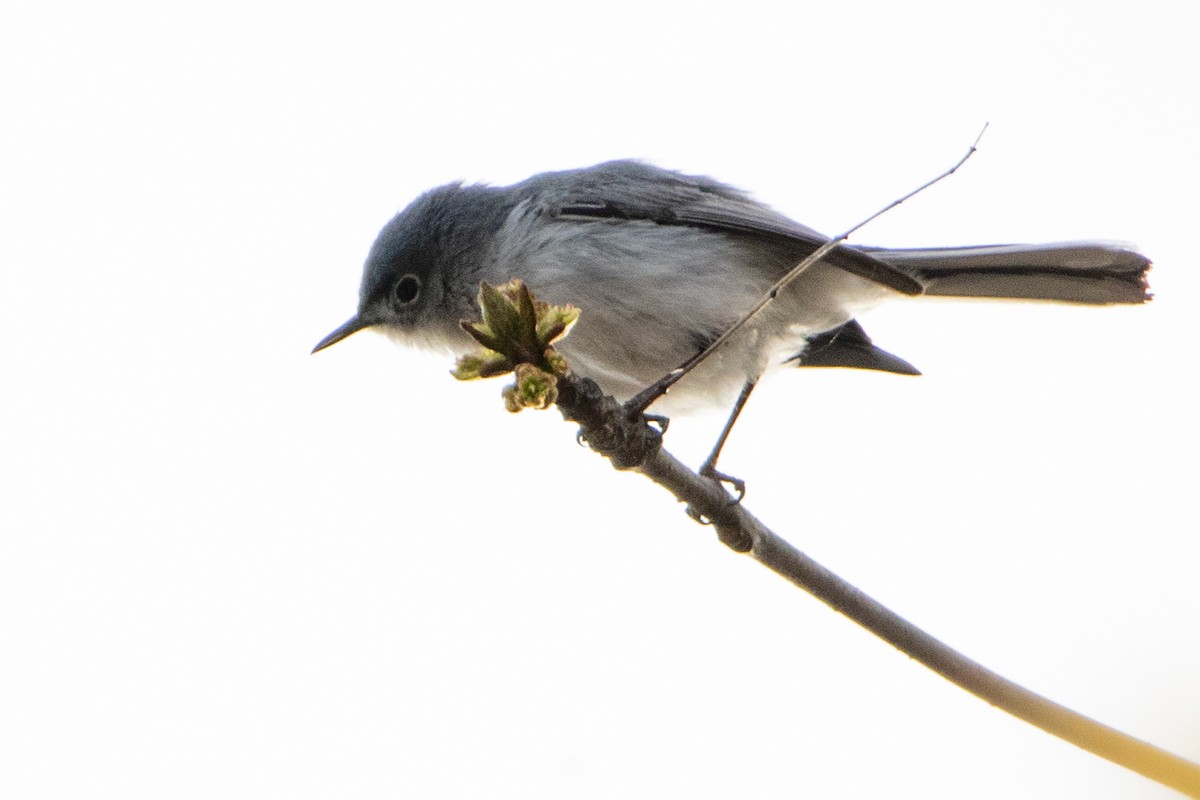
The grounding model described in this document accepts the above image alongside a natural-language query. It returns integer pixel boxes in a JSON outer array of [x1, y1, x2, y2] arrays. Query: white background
[[2, 1, 1197, 798]]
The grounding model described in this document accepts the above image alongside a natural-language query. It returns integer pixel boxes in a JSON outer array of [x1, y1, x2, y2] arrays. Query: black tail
[[866, 241, 1151, 305], [788, 319, 921, 376]]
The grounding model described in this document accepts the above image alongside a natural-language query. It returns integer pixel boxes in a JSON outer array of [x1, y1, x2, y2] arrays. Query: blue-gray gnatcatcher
[[313, 160, 1150, 416]]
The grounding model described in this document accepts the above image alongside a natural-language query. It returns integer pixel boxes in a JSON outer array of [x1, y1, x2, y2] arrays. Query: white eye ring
[[394, 274, 421, 305]]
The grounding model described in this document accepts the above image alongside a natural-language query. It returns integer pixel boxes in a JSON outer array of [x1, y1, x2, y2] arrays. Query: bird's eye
[[394, 274, 421, 305]]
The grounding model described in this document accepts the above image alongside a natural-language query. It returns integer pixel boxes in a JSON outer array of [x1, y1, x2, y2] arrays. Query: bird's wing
[[535, 160, 924, 296]]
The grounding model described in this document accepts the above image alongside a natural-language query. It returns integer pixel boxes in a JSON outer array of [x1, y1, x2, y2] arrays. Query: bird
[[314, 158, 1148, 391], [313, 160, 1150, 475]]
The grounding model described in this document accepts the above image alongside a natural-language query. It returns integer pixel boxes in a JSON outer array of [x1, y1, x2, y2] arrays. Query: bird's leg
[[698, 378, 757, 504]]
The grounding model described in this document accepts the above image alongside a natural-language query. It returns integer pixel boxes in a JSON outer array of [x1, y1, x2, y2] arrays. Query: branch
[[445, 131, 1197, 794], [555, 371, 1200, 798]]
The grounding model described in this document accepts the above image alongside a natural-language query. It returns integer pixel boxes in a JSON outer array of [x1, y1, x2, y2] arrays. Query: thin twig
[[624, 124, 989, 414], [555, 371, 1200, 798]]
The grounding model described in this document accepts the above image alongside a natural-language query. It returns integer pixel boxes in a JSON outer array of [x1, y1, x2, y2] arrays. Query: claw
[[642, 413, 670, 434], [699, 465, 746, 506]]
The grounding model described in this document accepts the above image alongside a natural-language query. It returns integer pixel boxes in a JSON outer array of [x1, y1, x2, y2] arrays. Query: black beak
[[312, 315, 371, 354]]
